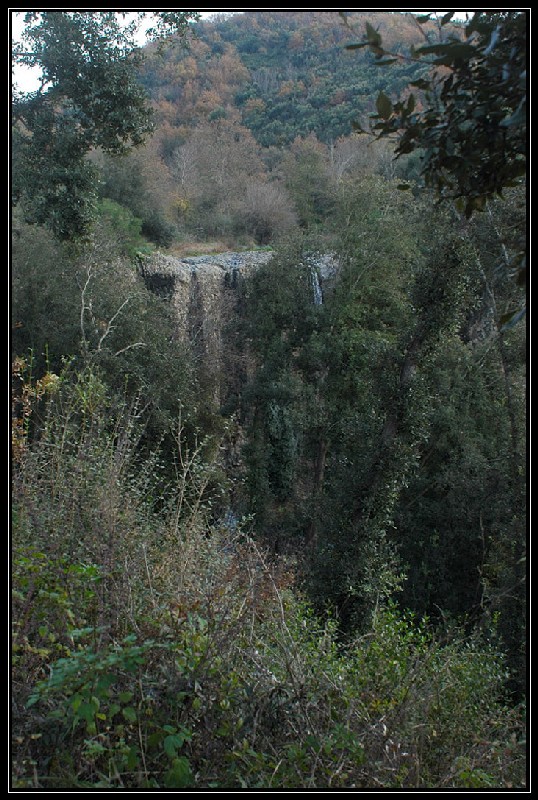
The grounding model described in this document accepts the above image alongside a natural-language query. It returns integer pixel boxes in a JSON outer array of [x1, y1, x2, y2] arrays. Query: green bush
[[97, 198, 154, 259], [140, 211, 176, 248]]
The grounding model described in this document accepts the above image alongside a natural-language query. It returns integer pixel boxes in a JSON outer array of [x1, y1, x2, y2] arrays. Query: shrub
[[97, 198, 154, 259]]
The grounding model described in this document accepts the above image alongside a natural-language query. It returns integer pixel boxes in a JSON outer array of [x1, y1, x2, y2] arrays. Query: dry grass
[[165, 239, 253, 258]]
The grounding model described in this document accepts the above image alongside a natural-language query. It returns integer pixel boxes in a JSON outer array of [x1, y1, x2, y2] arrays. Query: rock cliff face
[[140, 251, 274, 406], [140, 249, 339, 409]]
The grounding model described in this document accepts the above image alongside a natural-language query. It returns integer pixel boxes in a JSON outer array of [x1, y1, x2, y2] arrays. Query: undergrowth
[[11, 363, 526, 789]]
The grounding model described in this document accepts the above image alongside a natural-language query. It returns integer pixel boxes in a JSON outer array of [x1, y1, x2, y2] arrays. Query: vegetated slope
[[124, 10, 441, 246], [139, 11, 438, 149]]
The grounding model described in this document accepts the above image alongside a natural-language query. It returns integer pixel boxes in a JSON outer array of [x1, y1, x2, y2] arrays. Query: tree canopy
[[11, 11, 199, 240]]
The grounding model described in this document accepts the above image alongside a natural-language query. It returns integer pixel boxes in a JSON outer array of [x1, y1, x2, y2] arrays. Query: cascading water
[[308, 261, 323, 306]]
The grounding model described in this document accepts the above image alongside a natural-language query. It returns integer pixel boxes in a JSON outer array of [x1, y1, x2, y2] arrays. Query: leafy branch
[[340, 10, 526, 321]]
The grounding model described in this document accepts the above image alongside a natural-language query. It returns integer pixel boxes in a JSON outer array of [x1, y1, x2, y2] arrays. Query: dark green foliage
[[282, 137, 335, 228], [12, 117, 99, 241], [393, 334, 523, 622], [239, 180, 426, 618], [96, 199, 153, 258], [238, 236, 325, 540], [11, 219, 80, 376], [141, 212, 176, 248], [238, 174, 526, 690], [12, 378, 525, 789], [359, 13, 526, 211]]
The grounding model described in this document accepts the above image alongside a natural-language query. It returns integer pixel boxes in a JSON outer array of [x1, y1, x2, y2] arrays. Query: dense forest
[[11, 11, 527, 790]]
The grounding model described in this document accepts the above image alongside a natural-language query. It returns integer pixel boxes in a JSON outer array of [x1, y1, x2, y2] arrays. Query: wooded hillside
[[141, 11, 433, 147]]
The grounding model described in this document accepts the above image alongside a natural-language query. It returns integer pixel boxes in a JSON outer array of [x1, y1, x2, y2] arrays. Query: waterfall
[[309, 262, 323, 306]]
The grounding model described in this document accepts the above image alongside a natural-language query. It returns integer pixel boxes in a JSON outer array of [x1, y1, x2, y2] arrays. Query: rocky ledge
[[140, 249, 274, 279]]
